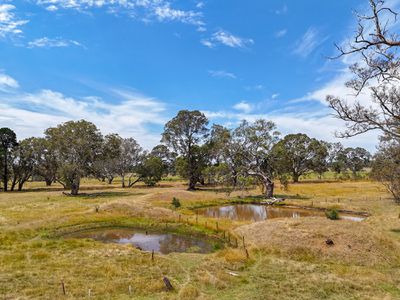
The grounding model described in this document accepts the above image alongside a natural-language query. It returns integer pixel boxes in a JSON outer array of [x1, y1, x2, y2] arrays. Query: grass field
[[0, 178, 399, 299]]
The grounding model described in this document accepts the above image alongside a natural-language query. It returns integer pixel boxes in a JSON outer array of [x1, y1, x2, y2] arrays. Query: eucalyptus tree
[[344, 147, 372, 178], [45, 120, 103, 195], [30, 137, 58, 186], [116, 137, 143, 188], [272, 133, 323, 183], [310, 140, 330, 179], [231, 119, 280, 198], [372, 137, 400, 203], [328, 0, 400, 139], [162, 110, 209, 190], [9, 138, 35, 191], [94, 133, 123, 184], [327, 142, 348, 175], [136, 155, 164, 186], [0, 128, 18, 191], [151, 144, 177, 176]]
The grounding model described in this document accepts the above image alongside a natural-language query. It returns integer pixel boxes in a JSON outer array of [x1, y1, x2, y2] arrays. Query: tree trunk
[[188, 176, 196, 190], [3, 153, 7, 192], [293, 173, 300, 183], [121, 175, 125, 188], [18, 181, 25, 191], [265, 181, 274, 198], [10, 177, 17, 191], [70, 179, 80, 195], [45, 177, 52, 186], [107, 177, 113, 185]]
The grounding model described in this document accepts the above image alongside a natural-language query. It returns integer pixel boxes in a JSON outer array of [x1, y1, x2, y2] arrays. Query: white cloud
[[201, 39, 214, 48], [202, 29, 254, 49], [271, 93, 279, 99], [208, 70, 236, 79], [27, 37, 83, 48], [153, 4, 204, 26], [0, 72, 19, 91], [0, 82, 167, 149], [293, 27, 326, 58], [36, 0, 205, 27], [0, 4, 28, 39], [275, 4, 288, 15], [203, 107, 378, 152], [233, 101, 253, 113], [275, 29, 287, 38], [196, 2, 205, 9]]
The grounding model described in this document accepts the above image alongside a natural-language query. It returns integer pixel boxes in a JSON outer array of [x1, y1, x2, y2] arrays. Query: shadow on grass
[[64, 191, 146, 199], [9, 183, 174, 193], [391, 229, 400, 234]]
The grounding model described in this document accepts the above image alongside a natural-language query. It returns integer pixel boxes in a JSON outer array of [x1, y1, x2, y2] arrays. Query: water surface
[[195, 204, 365, 222], [66, 228, 215, 254]]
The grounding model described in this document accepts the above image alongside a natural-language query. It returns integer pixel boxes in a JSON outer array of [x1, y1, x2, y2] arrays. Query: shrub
[[171, 197, 181, 209], [325, 209, 339, 220]]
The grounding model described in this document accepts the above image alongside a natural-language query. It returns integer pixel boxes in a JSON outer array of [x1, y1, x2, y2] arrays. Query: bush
[[325, 209, 339, 220], [171, 197, 181, 209]]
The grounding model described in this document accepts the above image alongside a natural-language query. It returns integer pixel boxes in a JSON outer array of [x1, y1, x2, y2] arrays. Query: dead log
[[260, 197, 286, 205]]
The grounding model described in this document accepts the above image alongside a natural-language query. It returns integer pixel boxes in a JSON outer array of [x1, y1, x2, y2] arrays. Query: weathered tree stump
[[163, 277, 173, 291]]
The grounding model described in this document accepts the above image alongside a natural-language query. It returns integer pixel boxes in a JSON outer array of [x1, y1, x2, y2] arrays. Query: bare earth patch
[[235, 217, 400, 266]]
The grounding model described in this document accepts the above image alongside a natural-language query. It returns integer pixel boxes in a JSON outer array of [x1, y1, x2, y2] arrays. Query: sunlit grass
[[0, 178, 399, 299]]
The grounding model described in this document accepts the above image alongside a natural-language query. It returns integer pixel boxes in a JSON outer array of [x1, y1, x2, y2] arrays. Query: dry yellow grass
[[0, 178, 399, 299]]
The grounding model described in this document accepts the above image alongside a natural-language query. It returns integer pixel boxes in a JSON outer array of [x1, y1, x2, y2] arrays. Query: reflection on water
[[196, 204, 365, 222], [66, 228, 214, 254]]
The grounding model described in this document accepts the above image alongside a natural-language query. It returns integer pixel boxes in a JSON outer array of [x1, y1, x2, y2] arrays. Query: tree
[[151, 144, 176, 176], [372, 137, 400, 203], [45, 120, 103, 195], [0, 128, 18, 192], [136, 155, 164, 186], [94, 134, 123, 184], [30, 137, 58, 186], [162, 110, 209, 190], [115, 138, 143, 188], [310, 140, 330, 179], [344, 147, 371, 178], [231, 120, 280, 198], [327, 142, 348, 175], [272, 133, 322, 183], [175, 144, 208, 187], [9, 138, 36, 191], [328, 0, 400, 139]]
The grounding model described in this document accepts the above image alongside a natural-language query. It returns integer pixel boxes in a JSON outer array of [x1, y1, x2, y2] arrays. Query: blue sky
[[1, 0, 396, 151]]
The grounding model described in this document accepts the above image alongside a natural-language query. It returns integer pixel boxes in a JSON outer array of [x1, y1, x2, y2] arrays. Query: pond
[[65, 228, 216, 254], [195, 204, 366, 222]]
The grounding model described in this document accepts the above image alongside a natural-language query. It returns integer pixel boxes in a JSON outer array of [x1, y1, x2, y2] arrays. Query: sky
[[1, 0, 398, 151]]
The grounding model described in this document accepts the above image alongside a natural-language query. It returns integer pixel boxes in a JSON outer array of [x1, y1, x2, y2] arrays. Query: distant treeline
[[0, 110, 372, 196]]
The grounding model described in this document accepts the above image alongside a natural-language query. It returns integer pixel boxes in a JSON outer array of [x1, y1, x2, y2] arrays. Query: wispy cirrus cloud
[[0, 71, 19, 91], [208, 70, 236, 79], [202, 29, 254, 49], [293, 27, 327, 58], [275, 29, 287, 38], [36, 0, 205, 27], [0, 4, 28, 39], [27, 37, 83, 48]]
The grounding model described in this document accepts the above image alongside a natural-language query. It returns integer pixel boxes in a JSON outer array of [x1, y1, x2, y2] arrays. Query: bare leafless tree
[[328, 0, 400, 139]]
